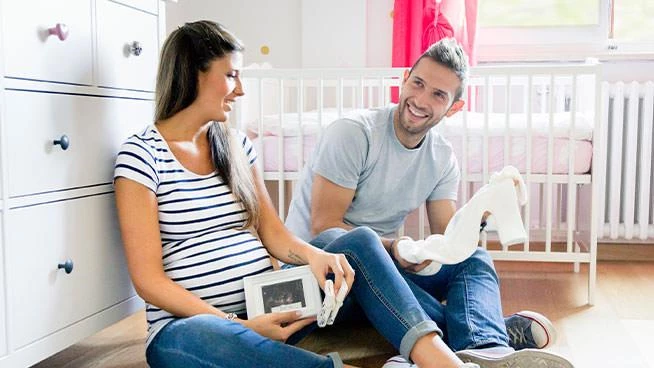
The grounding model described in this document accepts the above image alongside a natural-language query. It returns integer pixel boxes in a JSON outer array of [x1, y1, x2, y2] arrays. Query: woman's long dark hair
[[155, 21, 258, 229]]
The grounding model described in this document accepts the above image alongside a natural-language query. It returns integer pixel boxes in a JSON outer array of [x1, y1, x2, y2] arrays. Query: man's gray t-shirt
[[285, 104, 460, 241]]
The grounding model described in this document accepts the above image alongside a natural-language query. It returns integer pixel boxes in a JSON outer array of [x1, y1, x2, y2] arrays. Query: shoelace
[[507, 324, 529, 346]]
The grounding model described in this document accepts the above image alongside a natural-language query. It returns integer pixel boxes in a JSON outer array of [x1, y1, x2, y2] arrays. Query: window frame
[[476, 0, 654, 62]]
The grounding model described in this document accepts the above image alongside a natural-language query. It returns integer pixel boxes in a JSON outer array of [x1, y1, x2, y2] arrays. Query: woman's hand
[[306, 250, 355, 297], [240, 311, 315, 341]]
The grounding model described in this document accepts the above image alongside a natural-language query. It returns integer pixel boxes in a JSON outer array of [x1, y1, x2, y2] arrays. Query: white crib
[[235, 63, 603, 305]]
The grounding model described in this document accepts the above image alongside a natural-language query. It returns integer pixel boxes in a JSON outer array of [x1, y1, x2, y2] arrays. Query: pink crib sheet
[[446, 135, 592, 174], [255, 133, 318, 173], [251, 132, 591, 174], [247, 110, 594, 174]]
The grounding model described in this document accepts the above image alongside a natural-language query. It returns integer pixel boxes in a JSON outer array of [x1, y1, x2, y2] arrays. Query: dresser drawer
[[96, 0, 159, 91], [4, 91, 153, 197], [1, 0, 93, 85], [4, 194, 135, 349]]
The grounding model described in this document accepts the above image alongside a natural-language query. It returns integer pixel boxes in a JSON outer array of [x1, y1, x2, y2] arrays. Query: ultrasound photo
[[262, 278, 306, 313]]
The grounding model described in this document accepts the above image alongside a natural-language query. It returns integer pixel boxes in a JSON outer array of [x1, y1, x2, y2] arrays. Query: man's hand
[[390, 237, 432, 273]]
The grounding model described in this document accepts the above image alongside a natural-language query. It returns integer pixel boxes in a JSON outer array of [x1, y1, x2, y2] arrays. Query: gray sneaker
[[383, 355, 480, 368], [456, 347, 574, 368], [505, 310, 557, 350], [382, 355, 414, 368]]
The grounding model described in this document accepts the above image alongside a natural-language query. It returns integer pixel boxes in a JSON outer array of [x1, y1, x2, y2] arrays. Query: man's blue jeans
[[310, 227, 510, 352], [145, 227, 441, 367]]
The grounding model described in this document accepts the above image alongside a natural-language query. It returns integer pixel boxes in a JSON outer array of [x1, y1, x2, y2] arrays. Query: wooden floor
[[32, 260, 654, 368]]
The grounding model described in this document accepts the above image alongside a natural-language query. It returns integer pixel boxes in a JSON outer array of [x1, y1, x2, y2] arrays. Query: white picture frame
[[243, 265, 322, 319]]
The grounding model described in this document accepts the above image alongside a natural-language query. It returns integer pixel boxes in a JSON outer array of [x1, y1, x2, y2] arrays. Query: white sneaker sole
[[515, 310, 557, 349], [456, 349, 574, 368]]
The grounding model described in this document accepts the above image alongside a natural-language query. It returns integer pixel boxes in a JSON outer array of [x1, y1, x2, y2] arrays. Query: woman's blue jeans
[[146, 314, 343, 368], [310, 227, 510, 352], [146, 227, 441, 367]]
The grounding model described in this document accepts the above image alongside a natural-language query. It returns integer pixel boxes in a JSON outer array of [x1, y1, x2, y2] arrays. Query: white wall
[[165, 0, 395, 68], [166, 0, 302, 67], [300, 0, 366, 68], [365, 0, 394, 67]]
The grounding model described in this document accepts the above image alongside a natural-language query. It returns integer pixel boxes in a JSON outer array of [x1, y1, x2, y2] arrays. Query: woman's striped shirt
[[114, 125, 273, 346]]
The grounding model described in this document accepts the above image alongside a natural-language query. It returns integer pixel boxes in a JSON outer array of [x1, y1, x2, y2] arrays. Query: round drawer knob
[[53, 135, 70, 150], [57, 259, 74, 274], [48, 23, 70, 41], [129, 41, 142, 56]]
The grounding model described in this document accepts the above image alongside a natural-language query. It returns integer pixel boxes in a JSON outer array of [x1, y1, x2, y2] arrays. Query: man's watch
[[225, 312, 238, 321]]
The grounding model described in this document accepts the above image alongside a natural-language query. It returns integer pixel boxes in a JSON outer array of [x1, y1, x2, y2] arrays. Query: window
[[476, 0, 654, 61], [611, 0, 654, 42], [479, 0, 599, 28]]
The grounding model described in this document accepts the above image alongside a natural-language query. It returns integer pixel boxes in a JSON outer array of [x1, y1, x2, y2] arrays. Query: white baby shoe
[[317, 280, 348, 327], [397, 166, 528, 276]]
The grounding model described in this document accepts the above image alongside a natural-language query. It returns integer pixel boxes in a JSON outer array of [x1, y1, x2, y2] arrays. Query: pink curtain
[[392, 0, 478, 68]]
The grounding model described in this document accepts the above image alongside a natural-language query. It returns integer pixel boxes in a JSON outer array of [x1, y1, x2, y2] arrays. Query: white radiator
[[599, 81, 654, 241]]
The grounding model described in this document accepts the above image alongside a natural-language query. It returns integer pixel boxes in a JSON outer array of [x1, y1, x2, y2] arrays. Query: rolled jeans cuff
[[399, 320, 443, 360], [327, 352, 344, 368]]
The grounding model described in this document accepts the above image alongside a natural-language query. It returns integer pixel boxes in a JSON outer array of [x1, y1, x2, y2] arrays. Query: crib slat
[[555, 185, 562, 232], [483, 76, 490, 184], [277, 78, 286, 219], [524, 75, 533, 252], [639, 82, 654, 240], [358, 77, 364, 109], [377, 77, 385, 106], [367, 78, 373, 107], [609, 82, 625, 239], [504, 76, 511, 169], [622, 82, 640, 239], [567, 75, 578, 253], [297, 79, 305, 178], [503, 76, 514, 251], [545, 74, 555, 252], [318, 78, 325, 135], [337, 78, 344, 118], [257, 78, 266, 177], [569, 185, 578, 253]]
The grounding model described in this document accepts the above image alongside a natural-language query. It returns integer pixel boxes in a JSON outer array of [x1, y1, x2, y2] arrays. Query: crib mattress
[[246, 109, 593, 174]]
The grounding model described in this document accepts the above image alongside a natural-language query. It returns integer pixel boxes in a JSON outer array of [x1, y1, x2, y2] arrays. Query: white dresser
[[0, 1, 166, 366]]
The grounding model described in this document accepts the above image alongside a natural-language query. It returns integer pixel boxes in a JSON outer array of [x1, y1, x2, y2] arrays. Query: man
[[285, 38, 573, 367]]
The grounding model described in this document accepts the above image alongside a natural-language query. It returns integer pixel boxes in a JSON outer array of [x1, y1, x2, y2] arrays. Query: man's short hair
[[409, 38, 469, 101]]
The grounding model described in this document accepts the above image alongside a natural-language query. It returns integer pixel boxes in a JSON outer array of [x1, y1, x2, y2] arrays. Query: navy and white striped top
[[114, 125, 274, 346]]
